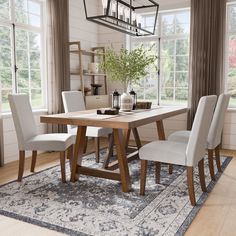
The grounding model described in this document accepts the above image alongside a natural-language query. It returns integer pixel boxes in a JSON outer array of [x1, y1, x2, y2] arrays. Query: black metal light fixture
[[83, 0, 159, 36]]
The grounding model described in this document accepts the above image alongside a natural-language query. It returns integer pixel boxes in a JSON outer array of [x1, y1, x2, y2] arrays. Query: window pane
[[17, 69, 29, 89], [15, 0, 28, 11], [161, 88, 174, 104], [16, 49, 28, 68], [28, 1, 40, 15], [0, 68, 12, 88], [176, 39, 189, 55], [31, 70, 41, 88], [30, 51, 40, 68], [0, 2, 10, 20], [175, 12, 190, 24], [0, 47, 11, 67], [229, 6, 236, 33], [162, 40, 175, 56], [175, 88, 188, 102], [176, 72, 188, 87], [29, 14, 40, 27], [29, 32, 40, 50], [15, 10, 28, 24], [0, 25, 13, 112], [176, 23, 190, 34], [31, 89, 43, 107], [0, 26, 11, 47], [176, 56, 189, 71], [16, 29, 28, 49]]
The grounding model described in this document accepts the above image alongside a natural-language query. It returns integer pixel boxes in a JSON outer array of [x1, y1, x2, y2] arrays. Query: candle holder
[[129, 89, 137, 110], [112, 89, 121, 110]]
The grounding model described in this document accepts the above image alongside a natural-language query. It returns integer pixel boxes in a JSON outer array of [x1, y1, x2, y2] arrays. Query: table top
[[40, 107, 187, 129]]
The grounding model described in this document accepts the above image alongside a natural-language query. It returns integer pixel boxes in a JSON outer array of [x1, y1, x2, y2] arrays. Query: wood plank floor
[[0, 140, 235, 236]]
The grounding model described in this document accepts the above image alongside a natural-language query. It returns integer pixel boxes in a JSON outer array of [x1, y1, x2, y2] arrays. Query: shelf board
[[69, 49, 104, 56], [84, 73, 106, 76], [70, 72, 106, 76], [70, 72, 80, 75]]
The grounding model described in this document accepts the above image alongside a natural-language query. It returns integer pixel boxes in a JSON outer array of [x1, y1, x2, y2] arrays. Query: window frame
[[225, 1, 236, 108], [0, 0, 46, 112], [129, 8, 190, 106]]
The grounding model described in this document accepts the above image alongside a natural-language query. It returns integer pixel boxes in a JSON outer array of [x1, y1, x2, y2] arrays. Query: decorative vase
[[120, 92, 133, 111], [88, 63, 99, 73]]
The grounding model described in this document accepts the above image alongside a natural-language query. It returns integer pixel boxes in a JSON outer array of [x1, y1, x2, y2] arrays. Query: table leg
[[132, 128, 142, 149], [113, 128, 131, 192], [124, 129, 131, 151], [156, 120, 173, 174], [70, 126, 87, 182]]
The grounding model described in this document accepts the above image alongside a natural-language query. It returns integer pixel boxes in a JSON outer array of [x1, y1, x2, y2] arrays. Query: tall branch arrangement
[[100, 46, 157, 91]]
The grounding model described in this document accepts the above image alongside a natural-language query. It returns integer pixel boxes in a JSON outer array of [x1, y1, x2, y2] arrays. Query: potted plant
[[100, 46, 157, 111]]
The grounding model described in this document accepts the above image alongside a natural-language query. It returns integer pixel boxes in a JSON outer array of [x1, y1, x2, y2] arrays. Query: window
[[226, 3, 236, 107], [0, 0, 45, 112], [130, 9, 190, 106]]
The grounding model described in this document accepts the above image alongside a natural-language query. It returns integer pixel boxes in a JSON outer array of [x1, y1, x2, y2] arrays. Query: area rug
[[0, 154, 232, 236]]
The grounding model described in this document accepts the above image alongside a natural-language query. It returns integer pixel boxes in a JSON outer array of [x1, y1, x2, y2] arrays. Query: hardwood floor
[[0, 141, 235, 236]]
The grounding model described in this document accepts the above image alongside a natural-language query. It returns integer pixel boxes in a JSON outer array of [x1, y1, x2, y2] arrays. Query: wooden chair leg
[[18, 151, 25, 182], [83, 136, 88, 154], [67, 145, 73, 160], [140, 160, 148, 195], [198, 159, 207, 192], [60, 151, 66, 183], [155, 162, 161, 184], [187, 167, 196, 206], [103, 133, 114, 169], [30, 150, 37, 172], [94, 137, 100, 163], [208, 149, 215, 181], [215, 145, 222, 172]]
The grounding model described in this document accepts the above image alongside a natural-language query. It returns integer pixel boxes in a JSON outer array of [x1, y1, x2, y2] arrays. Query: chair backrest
[[8, 94, 37, 150], [62, 91, 86, 132], [207, 94, 230, 149], [186, 95, 217, 167]]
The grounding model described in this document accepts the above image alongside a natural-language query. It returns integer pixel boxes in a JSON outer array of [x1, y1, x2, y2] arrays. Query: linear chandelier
[[83, 0, 159, 36]]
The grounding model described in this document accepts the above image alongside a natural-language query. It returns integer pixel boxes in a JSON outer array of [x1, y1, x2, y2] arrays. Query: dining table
[[40, 106, 187, 193]]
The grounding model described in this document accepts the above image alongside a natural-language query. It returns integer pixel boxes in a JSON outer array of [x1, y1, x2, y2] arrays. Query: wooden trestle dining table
[[40, 106, 187, 193]]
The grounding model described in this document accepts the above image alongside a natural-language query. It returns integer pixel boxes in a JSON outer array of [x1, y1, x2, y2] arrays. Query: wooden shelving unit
[[69, 41, 109, 109]]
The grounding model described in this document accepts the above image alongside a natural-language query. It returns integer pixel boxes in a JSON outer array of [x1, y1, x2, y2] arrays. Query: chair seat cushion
[[70, 126, 112, 137], [25, 133, 75, 151], [139, 140, 188, 166], [168, 130, 190, 143]]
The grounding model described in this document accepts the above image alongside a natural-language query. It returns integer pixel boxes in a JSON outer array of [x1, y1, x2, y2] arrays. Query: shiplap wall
[[69, 0, 100, 91]]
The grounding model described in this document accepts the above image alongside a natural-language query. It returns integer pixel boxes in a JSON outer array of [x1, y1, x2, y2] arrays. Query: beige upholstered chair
[[139, 95, 217, 206], [9, 94, 75, 182], [62, 91, 112, 163], [168, 94, 230, 180]]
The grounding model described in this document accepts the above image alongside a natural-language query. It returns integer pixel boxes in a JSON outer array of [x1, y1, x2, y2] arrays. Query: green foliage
[[101, 46, 157, 89]]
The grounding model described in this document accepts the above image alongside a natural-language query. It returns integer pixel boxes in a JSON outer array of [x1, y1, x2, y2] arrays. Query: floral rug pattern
[[0, 154, 232, 236]]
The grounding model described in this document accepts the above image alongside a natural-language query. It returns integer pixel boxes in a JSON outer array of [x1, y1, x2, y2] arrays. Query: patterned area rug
[[0, 154, 232, 236]]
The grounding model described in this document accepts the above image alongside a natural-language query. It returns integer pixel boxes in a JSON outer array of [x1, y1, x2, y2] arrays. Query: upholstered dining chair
[[139, 95, 217, 206], [9, 94, 75, 183], [168, 93, 230, 180], [62, 91, 113, 163]]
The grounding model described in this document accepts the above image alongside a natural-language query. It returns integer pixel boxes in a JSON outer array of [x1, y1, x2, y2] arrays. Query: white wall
[[69, 0, 100, 91]]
